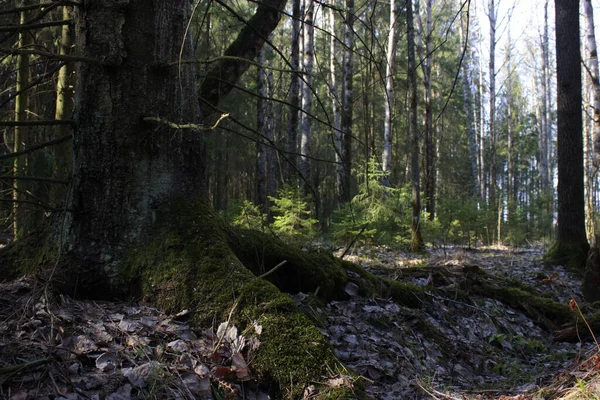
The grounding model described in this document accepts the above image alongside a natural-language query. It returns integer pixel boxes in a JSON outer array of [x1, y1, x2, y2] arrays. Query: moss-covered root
[[544, 240, 590, 272], [227, 227, 425, 308], [464, 268, 574, 331], [124, 199, 359, 399]]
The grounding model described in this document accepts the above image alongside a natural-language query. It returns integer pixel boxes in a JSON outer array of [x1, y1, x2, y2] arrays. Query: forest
[[1, 0, 600, 398]]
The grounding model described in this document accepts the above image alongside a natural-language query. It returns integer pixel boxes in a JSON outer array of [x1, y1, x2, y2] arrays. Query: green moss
[[227, 228, 349, 301], [472, 284, 573, 326], [544, 241, 589, 272], [122, 198, 361, 398], [341, 260, 424, 308]]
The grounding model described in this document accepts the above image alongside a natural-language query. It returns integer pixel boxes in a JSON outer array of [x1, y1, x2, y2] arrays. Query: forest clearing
[[2, 0, 600, 398]]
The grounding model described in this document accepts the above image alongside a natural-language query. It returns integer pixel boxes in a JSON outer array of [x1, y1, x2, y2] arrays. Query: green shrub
[[331, 158, 412, 247], [228, 200, 267, 231], [269, 185, 318, 242]]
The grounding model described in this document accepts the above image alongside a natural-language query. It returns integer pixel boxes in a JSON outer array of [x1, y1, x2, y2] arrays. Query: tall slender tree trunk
[[539, 0, 551, 192], [488, 0, 497, 227], [299, 0, 314, 196], [546, 0, 589, 270], [13, 2, 32, 240], [416, 0, 435, 219], [407, 0, 423, 252], [382, 0, 399, 184], [266, 41, 277, 203], [286, 0, 301, 184], [256, 45, 268, 212], [330, 5, 344, 200], [584, 0, 600, 167], [460, 15, 481, 201], [340, 0, 354, 203]]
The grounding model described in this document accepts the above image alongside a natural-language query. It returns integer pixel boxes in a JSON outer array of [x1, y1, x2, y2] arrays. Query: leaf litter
[[0, 246, 599, 399]]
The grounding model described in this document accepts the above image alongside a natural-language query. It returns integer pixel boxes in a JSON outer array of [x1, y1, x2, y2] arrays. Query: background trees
[[2, 0, 600, 253]]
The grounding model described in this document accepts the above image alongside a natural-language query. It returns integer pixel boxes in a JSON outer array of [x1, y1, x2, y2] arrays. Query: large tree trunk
[[69, 1, 205, 284], [24, 1, 369, 397], [546, 0, 589, 270]]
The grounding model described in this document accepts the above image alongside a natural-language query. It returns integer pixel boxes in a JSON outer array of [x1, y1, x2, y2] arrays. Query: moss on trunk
[[544, 241, 589, 272]]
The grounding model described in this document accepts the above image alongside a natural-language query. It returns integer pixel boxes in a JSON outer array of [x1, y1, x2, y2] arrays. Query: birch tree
[[382, 0, 399, 184], [299, 0, 315, 195], [287, 0, 301, 183], [583, 0, 600, 167]]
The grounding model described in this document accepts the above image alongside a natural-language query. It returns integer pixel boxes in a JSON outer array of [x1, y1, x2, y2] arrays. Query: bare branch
[[0, 135, 72, 161], [0, 20, 71, 33], [142, 114, 229, 131], [0, 47, 102, 64], [0, 176, 69, 185], [0, 1, 80, 16], [0, 119, 72, 127]]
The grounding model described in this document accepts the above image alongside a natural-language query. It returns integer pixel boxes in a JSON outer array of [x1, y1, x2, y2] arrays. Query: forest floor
[[0, 245, 599, 399]]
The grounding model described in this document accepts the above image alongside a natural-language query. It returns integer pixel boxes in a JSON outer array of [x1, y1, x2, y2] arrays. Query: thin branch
[[0, 47, 103, 64], [0, 20, 71, 33], [0, 135, 72, 161], [0, 198, 70, 212], [142, 114, 229, 131], [0, 176, 69, 185], [0, 62, 65, 110], [0, 1, 80, 16], [258, 260, 288, 279], [0, 119, 72, 127], [172, 56, 306, 74]]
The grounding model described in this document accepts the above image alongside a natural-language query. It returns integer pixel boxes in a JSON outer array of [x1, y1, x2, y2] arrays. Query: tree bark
[[546, 0, 589, 270], [407, 0, 423, 252], [382, 0, 399, 185], [583, 0, 600, 167], [13, 2, 32, 240], [460, 14, 480, 201], [340, 0, 354, 203], [488, 0, 497, 227], [256, 45, 268, 212], [329, 4, 344, 200], [286, 0, 301, 184], [299, 0, 314, 196], [539, 0, 551, 192]]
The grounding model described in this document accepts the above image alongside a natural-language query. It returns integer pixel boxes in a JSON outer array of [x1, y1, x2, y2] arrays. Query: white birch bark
[[382, 0, 399, 184], [299, 0, 314, 194], [584, 0, 600, 167]]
